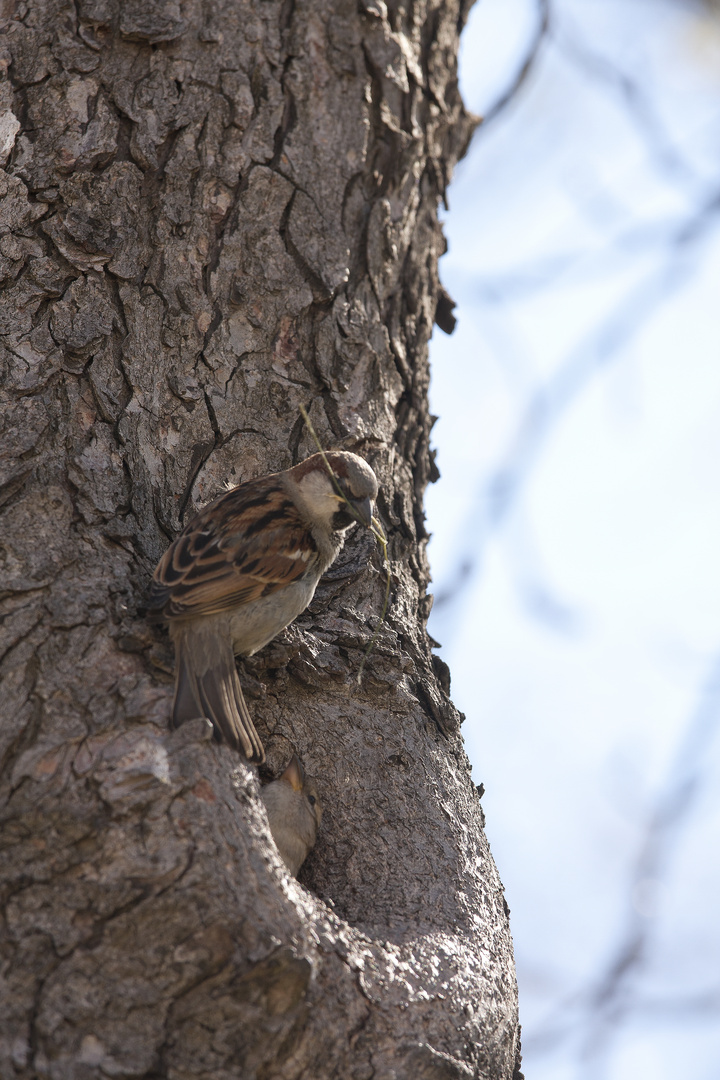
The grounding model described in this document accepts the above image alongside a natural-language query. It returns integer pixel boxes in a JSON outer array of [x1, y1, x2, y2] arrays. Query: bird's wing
[[148, 479, 318, 620]]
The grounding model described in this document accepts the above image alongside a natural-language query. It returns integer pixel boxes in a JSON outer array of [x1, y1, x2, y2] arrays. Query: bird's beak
[[280, 753, 305, 792], [353, 496, 373, 528]]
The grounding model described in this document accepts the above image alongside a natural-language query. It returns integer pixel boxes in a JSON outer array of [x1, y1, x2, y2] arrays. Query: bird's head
[[290, 451, 378, 533], [279, 753, 323, 831]]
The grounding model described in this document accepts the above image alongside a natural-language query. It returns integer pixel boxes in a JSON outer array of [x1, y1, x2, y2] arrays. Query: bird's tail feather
[[172, 627, 265, 763]]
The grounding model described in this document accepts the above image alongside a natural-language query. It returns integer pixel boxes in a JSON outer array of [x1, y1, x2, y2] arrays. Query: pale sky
[[427, 2, 720, 1077]]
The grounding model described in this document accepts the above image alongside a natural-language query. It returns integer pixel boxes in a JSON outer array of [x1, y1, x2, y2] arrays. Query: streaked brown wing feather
[[149, 478, 317, 620]]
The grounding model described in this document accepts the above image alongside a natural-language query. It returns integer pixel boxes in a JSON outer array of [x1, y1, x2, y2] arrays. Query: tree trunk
[[0, 1, 521, 1077]]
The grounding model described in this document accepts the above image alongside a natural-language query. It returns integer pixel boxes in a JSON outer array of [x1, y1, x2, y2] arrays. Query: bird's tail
[[171, 623, 265, 763]]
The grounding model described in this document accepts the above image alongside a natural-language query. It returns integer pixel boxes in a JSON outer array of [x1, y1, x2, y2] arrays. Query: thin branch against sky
[[520, 649, 720, 1071], [434, 5, 720, 618], [432, 221, 710, 616], [479, 0, 551, 129]]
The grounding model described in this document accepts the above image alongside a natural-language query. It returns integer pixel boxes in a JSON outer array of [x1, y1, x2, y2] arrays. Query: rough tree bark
[[0, 1, 521, 1077]]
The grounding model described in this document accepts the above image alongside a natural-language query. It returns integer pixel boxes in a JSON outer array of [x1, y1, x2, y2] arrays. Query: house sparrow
[[147, 451, 378, 762], [260, 754, 322, 875]]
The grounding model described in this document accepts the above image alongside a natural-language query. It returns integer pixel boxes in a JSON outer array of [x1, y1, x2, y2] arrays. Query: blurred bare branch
[[433, 232, 701, 612], [435, 171, 720, 617], [521, 650, 720, 1071], [578, 651, 720, 1075], [480, 0, 550, 128], [555, 20, 704, 189]]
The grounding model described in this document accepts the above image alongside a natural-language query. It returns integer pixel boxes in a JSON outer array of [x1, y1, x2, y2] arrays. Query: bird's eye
[[308, 795, 316, 806]]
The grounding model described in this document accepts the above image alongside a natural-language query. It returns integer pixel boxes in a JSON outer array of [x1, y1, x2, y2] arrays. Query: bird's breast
[[229, 576, 319, 656]]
